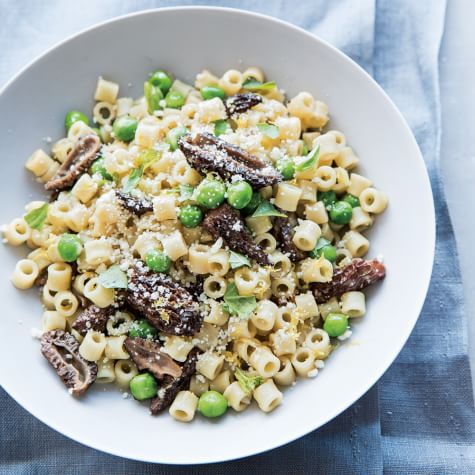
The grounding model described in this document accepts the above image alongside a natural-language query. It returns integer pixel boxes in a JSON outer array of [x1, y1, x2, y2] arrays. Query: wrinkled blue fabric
[[1, 1, 474, 473]]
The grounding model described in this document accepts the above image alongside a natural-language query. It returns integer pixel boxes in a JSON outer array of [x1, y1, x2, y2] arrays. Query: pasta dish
[[2, 66, 387, 421]]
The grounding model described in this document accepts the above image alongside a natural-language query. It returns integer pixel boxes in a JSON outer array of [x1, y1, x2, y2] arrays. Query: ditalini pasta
[[3, 66, 387, 420]]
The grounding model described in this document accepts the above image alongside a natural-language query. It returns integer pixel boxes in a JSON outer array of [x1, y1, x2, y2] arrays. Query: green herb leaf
[[257, 123, 280, 139], [138, 149, 162, 169], [123, 149, 162, 193], [229, 251, 251, 269], [213, 119, 228, 137], [295, 145, 320, 172], [315, 237, 331, 251], [123, 164, 145, 193], [243, 78, 276, 92], [235, 368, 263, 394], [223, 282, 257, 319], [24, 203, 48, 230], [98, 265, 128, 289], [251, 200, 287, 218], [144, 81, 163, 114], [179, 184, 194, 202]]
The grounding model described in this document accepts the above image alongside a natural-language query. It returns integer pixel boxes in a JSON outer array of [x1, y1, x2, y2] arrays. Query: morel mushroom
[[150, 349, 199, 414], [273, 214, 305, 262], [116, 191, 153, 216], [40, 330, 97, 396], [311, 258, 386, 304], [225, 92, 263, 117], [34, 270, 48, 287], [45, 134, 101, 192], [72, 305, 113, 336], [178, 132, 283, 188], [183, 275, 205, 300], [124, 337, 182, 380], [126, 262, 203, 336], [203, 204, 270, 265]]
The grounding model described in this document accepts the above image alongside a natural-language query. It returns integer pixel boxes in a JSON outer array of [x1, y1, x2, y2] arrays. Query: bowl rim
[[0, 5, 436, 464]]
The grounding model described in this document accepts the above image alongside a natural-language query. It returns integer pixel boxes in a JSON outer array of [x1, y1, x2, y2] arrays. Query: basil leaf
[[229, 251, 251, 269], [139, 149, 161, 169], [234, 368, 263, 394], [223, 282, 257, 319], [24, 203, 48, 230], [123, 164, 145, 193], [315, 237, 331, 251], [214, 119, 228, 137], [251, 200, 287, 218], [144, 81, 163, 114], [295, 145, 320, 172], [179, 184, 194, 202], [243, 78, 276, 91], [257, 123, 280, 139], [123, 149, 162, 192], [98, 265, 128, 289]]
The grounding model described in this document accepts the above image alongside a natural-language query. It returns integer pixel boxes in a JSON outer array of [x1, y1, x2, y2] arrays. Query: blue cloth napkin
[[1, 1, 474, 473]]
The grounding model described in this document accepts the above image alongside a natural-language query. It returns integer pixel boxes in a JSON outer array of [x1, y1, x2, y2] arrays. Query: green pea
[[57, 234, 82, 262], [321, 244, 337, 262], [318, 190, 337, 208], [196, 179, 226, 209], [201, 85, 226, 100], [329, 201, 353, 225], [145, 249, 171, 273], [276, 157, 295, 180], [129, 373, 158, 400], [213, 120, 228, 137], [198, 390, 228, 418], [144, 81, 163, 114], [323, 313, 349, 337], [179, 204, 203, 228], [64, 110, 89, 132], [342, 193, 360, 208], [128, 319, 157, 339], [309, 237, 337, 262], [90, 157, 113, 180], [113, 115, 138, 142], [166, 125, 187, 151], [149, 70, 173, 95], [226, 181, 253, 209], [165, 90, 185, 109], [241, 191, 262, 215]]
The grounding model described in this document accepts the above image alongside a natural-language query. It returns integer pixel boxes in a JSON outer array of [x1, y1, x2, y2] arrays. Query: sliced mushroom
[[150, 349, 199, 414], [225, 92, 262, 117], [126, 262, 203, 336], [183, 275, 205, 300], [178, 132, 282, 188], [124, 337, 182, 380], [203, 204, 270, 265], [72, 305, 113, 336], [311, 258, 386, 303], [116, 191, 153, 216], [40, 330, 97, 396], [272, 213, 305, 262], [34, 270, 48, 287], [45, 134, 101, 192]]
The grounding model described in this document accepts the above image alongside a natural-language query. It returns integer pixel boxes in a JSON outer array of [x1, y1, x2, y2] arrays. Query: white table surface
[[440, 0, 475, 394], [0, 0, 473, 392]]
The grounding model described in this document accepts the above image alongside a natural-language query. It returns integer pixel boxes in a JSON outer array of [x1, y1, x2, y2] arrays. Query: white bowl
[[0, 7, 435, 464]]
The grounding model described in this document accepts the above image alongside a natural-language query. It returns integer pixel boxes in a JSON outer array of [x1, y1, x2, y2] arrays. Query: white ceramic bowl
[[0, 7, 435, 464]]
